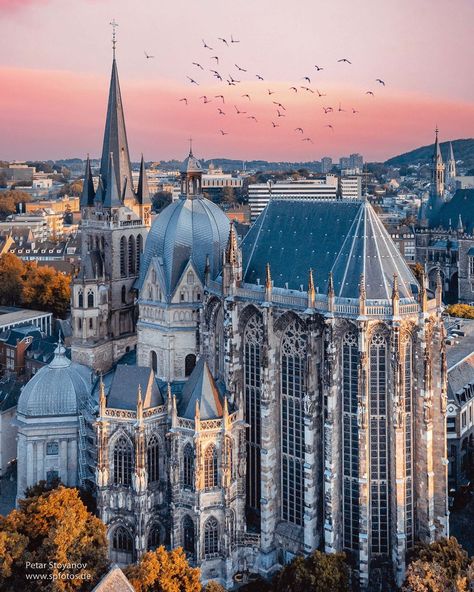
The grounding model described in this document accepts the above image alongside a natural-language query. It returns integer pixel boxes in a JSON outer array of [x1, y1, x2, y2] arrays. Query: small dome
[[181, 150, 203, 174], [17, 343, 91, 417], [138, 195, 230, 296]]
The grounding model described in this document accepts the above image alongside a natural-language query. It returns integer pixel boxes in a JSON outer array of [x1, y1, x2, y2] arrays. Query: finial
[[359, 273, 366, 299], [392, 273, 399, 300], [99, 374, 106, 415], [137, 384, 143, 421], [307, 268, 315, 309], [265, 262, 272, 290], [195, 399, 200, 420], [188, 137, 193, 156], [435, 124, 439, 139], [327, 271, 334, 296], [110, 19, 119, 59]]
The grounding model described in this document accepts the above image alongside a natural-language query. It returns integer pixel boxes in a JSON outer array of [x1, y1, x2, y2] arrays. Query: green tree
[[125, 546, 201, 592], [221, 186, 236, 204], [273, 550, 350, 592], [59, 180, 83, 197], [0, 486, 109, 591]]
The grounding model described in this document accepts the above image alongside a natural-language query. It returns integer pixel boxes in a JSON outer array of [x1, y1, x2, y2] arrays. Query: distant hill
[[385, 138, 474, 170]]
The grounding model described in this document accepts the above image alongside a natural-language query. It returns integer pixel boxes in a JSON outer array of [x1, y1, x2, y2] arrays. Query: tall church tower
[[421, 127, 445, 225], [71, 36, 150, 373], [445, 141, 457, 187]]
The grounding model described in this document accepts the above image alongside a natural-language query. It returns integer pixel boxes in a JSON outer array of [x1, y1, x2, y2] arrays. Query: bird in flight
[[366, 91, 375, 96], [301, 86, 314, 93], [271, 121, 279, 128], [144, 51, 154, 59], [211, 70, 222, 81], [314, 65, 324, 71], [256, 74, 264, 81], [228, 74, 240, 84], [218, 37, 229, 46], [316, 89, 326, 97], [303, 76, 311, 83], [178, 98, 188, 105], [211, 56, 219, 64], [187, 77, 199, 85], [247, 116, 258, 122], [219, 129, 229, 135], [338, 103, 345, 112], [302, 137, 313, 143], [242, 93, 251, 101], [202, 39, 213, 50], [192, 62, 204, 70], [289, 86, 298, 92], [267, 89, 275, 95], [235, 64, 247, 72], [200, 95, 212, 103], [376, 78, 385, 86], [338, 58, 352, 64], [273, 101, 286, 110], [323, 107, 333, 113], [218, 108, 226, 115], [352, 108, 359, 114], [325, 124, 334, 131], [295, 127, 304, 134], [231, 34, 240, 43], [227, 80, 236, 86], [277, 110, 285, 118], [234, 105, 247, 114], [215, 95, 225, 103]]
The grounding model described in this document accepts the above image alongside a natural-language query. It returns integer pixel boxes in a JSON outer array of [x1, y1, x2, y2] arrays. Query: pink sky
[[1, 0, 473, 162]]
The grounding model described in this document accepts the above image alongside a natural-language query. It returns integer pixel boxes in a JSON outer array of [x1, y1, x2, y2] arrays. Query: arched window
[[243, 313, 263, 519], [87, 290, 94, 308], [147, 524, 162, 551], [342, 331, 359, 551], [137, 234, 143, 272], [121, 285, 127, 304], [183, 516, 195, 556], [369, 330, 389, 555], [185, 354, 196, 377], [183, 443, 194, 489], [78, 290, 83, 308], [204, 444, 218, 489], [120, 236, 127, 278], [280, 318, 306, 526], [147, 436, 160, 484], [151, 351, 157, 374], [112, 526, 133, 553], [204, 517, 219, 556], [113, 435, 133, 486], [404, 337, 414, 549], [128, 236, 136, 275]]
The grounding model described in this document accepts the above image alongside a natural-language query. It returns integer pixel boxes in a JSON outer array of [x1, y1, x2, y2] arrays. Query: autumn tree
[[273, 550, 351, 592], [0, 189, 31, 218], [125, 546, 201, 592], [22, 264, 71, 318], [0, 485, 109, 591], [445, 304, 474, 320], [0, 253, 25, 305], [204, 582, 226, 592]]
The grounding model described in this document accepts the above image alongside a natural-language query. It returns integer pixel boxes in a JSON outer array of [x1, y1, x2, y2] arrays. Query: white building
[[340, 175, 362, 200]]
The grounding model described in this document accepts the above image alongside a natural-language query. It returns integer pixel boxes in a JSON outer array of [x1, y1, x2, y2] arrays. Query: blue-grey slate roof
[[430, 189, 474, 232], [178, 357, 225, 420]]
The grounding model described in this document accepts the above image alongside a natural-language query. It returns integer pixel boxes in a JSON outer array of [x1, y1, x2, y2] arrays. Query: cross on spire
[[110, 19, 119, 58], [188, 137, 193, 156]]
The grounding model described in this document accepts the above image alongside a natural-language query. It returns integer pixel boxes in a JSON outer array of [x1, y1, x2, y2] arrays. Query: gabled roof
[[92, 566, 134, 592], [430, 189, 474, 232], [106, 365, 163, 410], [80, 155, 95, 208], [178, 357, 224, 419], [242, 198, 417, 300], [136, 155, 151, 205], [99, 58, 135, 202]]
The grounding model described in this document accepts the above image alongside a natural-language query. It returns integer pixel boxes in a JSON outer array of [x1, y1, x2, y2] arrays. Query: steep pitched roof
[[178, 357, 224, 419], [106, 365, 163, 410], [80, 155, 95, 208], [99, 58, 135, 202], [91, 566, 135, 592], [102, 152, 122, 208], [430, 189, 474, 232], [136, 155, 151, 205], [242, 198, 416, 300]]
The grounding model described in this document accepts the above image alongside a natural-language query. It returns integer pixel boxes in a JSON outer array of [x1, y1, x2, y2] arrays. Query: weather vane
[[188, 137, 193, 155], [110, 19, 119, 58]]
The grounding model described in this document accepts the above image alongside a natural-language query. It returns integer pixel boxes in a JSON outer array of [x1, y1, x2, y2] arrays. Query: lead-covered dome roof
[[138, 195, 230, 297], [17, 343, 91, 417]]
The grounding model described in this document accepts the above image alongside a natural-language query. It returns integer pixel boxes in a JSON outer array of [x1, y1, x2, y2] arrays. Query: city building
[[201, 163, 243, 201], [340, 175, 362, 199], [321, 157, 332, 173], [386, 223, 416, 262], [25, 195, 80, 215], [0, 307, 52, 335], [0, 325, 43, 378]]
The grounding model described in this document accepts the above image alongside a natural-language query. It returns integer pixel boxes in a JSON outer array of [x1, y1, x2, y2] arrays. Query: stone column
[[26, 441, 34, 488], [68, 439, 78, 486], [36, 440, 44, 484], [60, 439, 68, 485]]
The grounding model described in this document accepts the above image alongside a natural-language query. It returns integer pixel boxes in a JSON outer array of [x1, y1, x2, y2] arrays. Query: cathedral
[[16, 48, 448, 590]]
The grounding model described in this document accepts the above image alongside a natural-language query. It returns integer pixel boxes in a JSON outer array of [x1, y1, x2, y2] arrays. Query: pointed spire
[[195, 399, 200, 422], [419, 268, 428, 313], [434, 126, 443, 162], [359, 273, 367, 315], [80, 155, 95, 208], [436, 266, 443, 308], [448, 141, 455, 162], [103, 152, 121, 208], [264, 262, 272, 302], [136, 154, 151, 205], [458, 214, 464, 233], [136, 384, 143, 423], [225, 222, 239, 265], [307, 268, 315, 309], [99, 375, 106, 416], [392, 273, 399, 316], [327, 271, 335, 313], [204, 254, 211, 284], [100, 52, 134, 201]]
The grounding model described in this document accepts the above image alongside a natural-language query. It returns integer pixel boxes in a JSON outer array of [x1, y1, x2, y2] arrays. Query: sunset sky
[[1, 0, 473, 162]]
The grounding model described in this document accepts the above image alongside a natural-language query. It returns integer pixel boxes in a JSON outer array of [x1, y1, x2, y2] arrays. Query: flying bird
[[273, 101, 285, 110], [227, 80, 236, 86], [231, 35, 240, 43], [228, 74, 240, 83], [178, 98, 188, 105], [366, 91, 375, 96], [210, 69, 222, 80], [376, 78, 386, 86], [215, 95, 225, 103], [295, 127, 304, 134], [144, 51, 154, 59], [218, 37, 229, 46], [301, 86, 314, 93], [271, 121, 279, 127], [256, 74, 264, 80], [211, 56, 219, 64], [325, 124, 334, 130], [277, 110, 285, 117], [338, 58, 352, 64], [289, 86, 298, 92], [247, 116, 258, 122], [218, 108, 226, 115], [234, 105, 247, 114], [192, 62, 204, 70], [323, 107, 333, 113], [242, 93, 251, 101], [338, 103, 345, 112], [202, 39, 213, 50], [314, 65, 324, 71], [302, 137, 313, 143], [200, 95, 212, 103], [219, 129, 229, 135], [235, 64, 247, 72], [187, 76, 199, 85], [267, 89, 275, 95], [352, 108, 359, 114], [316, 89, 326, 97], [303, 76, 311, 83]]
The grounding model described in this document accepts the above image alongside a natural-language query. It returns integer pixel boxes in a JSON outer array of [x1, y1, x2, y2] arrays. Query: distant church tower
[[445, 141, 457, 187], [71, 35, 151, 373], [420, 127, 446, 226]]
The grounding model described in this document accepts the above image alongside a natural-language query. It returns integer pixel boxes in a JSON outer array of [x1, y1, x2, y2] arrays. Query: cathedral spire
[[100, 39, 135, 202], [307, 268, 316, 309], [136, 155, 151, 205], [103, 152, 122, 208], [80, 155, 95, 208], [99, 375, 106, 417], [225, 222, 239, 265], [136, 384, 143, 424]]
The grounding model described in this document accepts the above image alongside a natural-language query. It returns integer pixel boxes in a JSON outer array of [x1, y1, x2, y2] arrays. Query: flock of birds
[[146, 35, 387, 145]]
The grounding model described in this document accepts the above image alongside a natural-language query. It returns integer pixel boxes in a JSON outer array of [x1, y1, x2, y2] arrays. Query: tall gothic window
[[342, 331, 359, 551], [147, 435, 160, 484], [183, 516, 195, 556], [280, 318, 306, 526], [369, 330, 389, 555], [113, 435, 133, 486], [204, 517, 219, 556], [128, 236, 136, 275], [120, 236, 127, 278], [204, 444, 218, 489], [78, 290, 83, 308], [137, 234, 143, 272], [87, 290, 94, 308], [404, 337, 414, 548], [147, 524, 162, 551], [183, 443, 194, 489], [112, 525, 133, 561], [185, 354, 196, 377], [214, 306, 224, 377], [243, 313, 263, 518]]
